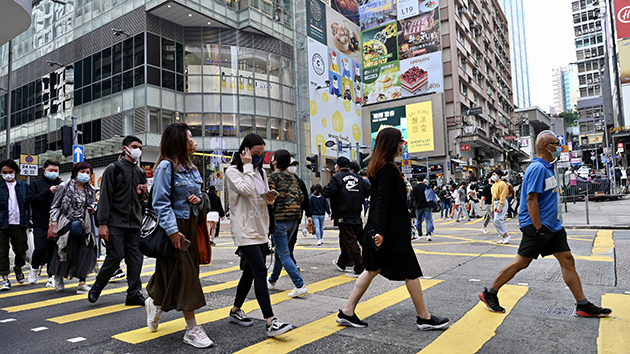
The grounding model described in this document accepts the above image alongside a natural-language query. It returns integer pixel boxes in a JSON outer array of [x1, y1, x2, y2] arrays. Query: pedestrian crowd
[[0, 125, 612, 349]]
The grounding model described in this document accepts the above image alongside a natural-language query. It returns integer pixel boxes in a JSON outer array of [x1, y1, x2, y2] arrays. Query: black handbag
[[139, 164, 175, 258]]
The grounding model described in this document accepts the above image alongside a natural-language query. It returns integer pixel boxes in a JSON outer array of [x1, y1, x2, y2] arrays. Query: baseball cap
[[334, 156, 351, 167], [290, 158, 299, 165]]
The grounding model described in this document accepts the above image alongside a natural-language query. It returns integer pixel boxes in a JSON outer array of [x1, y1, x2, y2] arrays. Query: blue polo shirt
[[518, 158, 562, 232]]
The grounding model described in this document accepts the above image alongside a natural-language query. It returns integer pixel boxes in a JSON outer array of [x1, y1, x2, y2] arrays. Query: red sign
[[616, 0, 630, 39], [460, 144, 471, 151], [504, 135, 515, 140], [619, 142, 624, 148]]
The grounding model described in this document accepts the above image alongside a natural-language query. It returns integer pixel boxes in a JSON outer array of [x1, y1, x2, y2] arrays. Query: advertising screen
[[369, 101, 434, 153]]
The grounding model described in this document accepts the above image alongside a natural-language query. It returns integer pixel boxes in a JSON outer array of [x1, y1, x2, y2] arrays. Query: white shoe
[[46, 277, 55, 288], [145, 297, 163, 332], [97, 254, 106, 261], [481, 228, 489, 234], [28, 270, 38, 284], [317, 240, 322, 246], [288, 285, 308, 298], [76, 284, 91, 294], [267, 279, 277, 290], [183, 325, 213, 348], [55, 276, 65, 292], [502, 236, 511, 244], [426, 234, 432, 241], [332, 260, 346, 272]]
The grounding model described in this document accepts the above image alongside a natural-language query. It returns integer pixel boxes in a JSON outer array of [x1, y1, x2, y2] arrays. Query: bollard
[[585, 194, 589, 225]]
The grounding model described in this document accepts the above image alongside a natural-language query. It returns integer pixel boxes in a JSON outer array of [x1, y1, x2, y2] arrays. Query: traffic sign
[[73, 145, 84, 163], [402, 165, 412, 174], [561, 145, 569, 153], [557, 161, 570, 168], [403, 151, 409, 160], [338, 141, 343, 152], [19, 154, 39, 177], [557, 135, 565, 145], [401, 159, 411, 167]]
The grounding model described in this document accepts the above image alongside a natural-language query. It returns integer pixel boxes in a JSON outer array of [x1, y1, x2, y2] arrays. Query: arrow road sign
[[73, 145, 84, 163]]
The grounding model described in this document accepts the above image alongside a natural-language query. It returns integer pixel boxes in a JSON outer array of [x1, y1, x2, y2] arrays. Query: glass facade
[[497, 0, 531, 108]]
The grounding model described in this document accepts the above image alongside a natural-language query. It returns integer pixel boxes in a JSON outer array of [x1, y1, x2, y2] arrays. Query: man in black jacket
[[323, 156, 370, 277], [287, 158, 312, 267], [26, 158, 62, 286], [89, 136, 148, 306], [411, 175, 434, 240]]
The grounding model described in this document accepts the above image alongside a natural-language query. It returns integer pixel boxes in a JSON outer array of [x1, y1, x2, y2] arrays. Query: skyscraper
[[497, 0, 531, 108], [551, 65, 579, 114]]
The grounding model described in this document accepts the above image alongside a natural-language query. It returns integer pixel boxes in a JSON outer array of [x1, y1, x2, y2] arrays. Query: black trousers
[[288, 222, 299, 265], [337, 223, 364, 274], [234, 244, 274, 318], [30, 227, 56, 277], [93, 226, 143, 297]]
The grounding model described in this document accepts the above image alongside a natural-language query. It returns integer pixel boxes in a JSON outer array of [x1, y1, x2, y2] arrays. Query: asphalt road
[[1, 215, 628, 354]]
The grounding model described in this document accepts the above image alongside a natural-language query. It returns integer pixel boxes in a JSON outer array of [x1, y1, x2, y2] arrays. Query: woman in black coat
[[335, 127, 449, 331]]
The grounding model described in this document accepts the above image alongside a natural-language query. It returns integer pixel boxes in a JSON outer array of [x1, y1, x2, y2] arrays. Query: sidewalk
[[561, 194, 630, 229]]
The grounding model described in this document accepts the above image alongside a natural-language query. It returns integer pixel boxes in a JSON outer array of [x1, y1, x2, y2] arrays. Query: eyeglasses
[[547, 140, 561, 146]]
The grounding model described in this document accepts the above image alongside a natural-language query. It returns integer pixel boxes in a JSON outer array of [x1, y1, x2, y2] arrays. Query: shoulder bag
[[139, 164, 175, 258], [197, 207, 212, 264]]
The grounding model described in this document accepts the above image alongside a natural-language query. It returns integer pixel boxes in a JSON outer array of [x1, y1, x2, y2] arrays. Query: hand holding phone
[[181, 237, 191, 252], [260, 189, 279, 201]]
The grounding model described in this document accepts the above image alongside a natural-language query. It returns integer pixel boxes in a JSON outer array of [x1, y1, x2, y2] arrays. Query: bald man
[[479, 130, 612, 317]]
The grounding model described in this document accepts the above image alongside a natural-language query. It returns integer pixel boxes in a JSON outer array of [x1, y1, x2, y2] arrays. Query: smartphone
[[181, 237, 191, 252], [260, 190, 280, 198]]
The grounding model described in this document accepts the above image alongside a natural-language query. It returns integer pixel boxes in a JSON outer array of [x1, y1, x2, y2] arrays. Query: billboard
[[615, 0, 630, 40], [307, 0, 364, 156], [619, 37, 630, 85], [361, 0, 443, 105], [369, 101, 434, 153]]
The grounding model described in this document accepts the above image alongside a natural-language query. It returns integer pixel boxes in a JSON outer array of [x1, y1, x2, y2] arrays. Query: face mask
[[188, 138, 198, 154], [491, 175, 498, 182], [288, 166, 298, 174], [2, 174, 15, 182], [397, 143, 405, 157], [45, 171, 59, 180], [125, 146, 142, 160], [550, 145, 562, 159], [251, 154, 263, 166], [77, 173, 90, 184]]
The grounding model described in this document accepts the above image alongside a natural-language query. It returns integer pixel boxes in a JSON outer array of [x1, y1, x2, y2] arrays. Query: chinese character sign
[[406, 101, 434, 152]]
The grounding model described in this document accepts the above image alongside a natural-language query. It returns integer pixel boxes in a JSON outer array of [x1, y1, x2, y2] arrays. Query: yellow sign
[[19, 154, 39, 165], [406, 101, 434, 153], [401, 159, 410, 166], [561, 145, 569, 153], [214, 171, 223, 179]]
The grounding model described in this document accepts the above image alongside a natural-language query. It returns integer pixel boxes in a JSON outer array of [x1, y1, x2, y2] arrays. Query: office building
[[552, 64, 579, 114]]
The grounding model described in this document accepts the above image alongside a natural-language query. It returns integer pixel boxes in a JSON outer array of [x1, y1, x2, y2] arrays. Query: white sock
[[185, 318, 197, 329]]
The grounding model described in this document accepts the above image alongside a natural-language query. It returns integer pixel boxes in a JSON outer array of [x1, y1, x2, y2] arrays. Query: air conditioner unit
[[461, 57, 468, 64], [473, 68, 479, 75]]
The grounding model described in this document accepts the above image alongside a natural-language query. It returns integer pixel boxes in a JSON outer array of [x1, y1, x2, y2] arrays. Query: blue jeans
[[313, 215, 325, 241], [440, 202, 451, 218], [269, 220, 304, 288], [455, 204, 470, 221], [416, 208, 434, 235]]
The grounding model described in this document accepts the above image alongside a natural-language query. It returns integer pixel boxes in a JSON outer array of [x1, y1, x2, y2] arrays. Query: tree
[[559, 109, 578, 127]]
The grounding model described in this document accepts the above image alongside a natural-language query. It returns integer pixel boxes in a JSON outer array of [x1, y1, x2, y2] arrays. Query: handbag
[[307, 221, 315, 235], [139, 164, 175, 258], [197, 207, 212, 264]]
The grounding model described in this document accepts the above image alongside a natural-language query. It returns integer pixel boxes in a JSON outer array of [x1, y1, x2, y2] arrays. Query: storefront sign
[[615, 0, 630, 40], [406, 101, 434, 153], [460, 144, 470, 151]]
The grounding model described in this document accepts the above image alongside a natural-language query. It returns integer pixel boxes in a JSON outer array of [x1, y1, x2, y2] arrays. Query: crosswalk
[[0, 225, 627, 353]]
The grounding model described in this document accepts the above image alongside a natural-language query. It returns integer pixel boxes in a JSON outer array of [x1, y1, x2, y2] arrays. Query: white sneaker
[[332, 259, 346, 272], [266, 318, 293, 337], [183, 325, 213, 348], [317, 240, 322, 246], [426, 234, 432, 241], [55, 276, 65, 292], [76, 284, 91, 294], [267, 279, 277, 290], [481, 228, 489, 234], [46, 277, 55, 288], [145, 297, 163, 332], [288, 285, 308, 298], [28, 270, 38, 284], [501, 236, 511, 244]]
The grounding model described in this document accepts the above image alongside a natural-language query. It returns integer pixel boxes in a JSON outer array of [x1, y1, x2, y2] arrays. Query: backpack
[[424, 187, 438, 209]]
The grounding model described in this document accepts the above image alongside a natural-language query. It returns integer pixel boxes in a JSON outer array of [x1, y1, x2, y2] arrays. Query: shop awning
[[451, 158, 468, 165]]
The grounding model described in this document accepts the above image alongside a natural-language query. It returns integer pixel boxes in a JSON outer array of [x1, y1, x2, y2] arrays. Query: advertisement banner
[[618, 38, 630, 85], [369, 101, 435, 153], [361, 0, 442, 106], [307, 0, 328, 44], [615, 0, 630, 40]]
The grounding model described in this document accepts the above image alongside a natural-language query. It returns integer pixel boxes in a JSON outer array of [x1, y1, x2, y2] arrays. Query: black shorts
[[517, 225, 570, 259]]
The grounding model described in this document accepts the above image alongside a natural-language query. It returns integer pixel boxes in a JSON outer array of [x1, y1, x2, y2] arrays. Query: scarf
[[56, 179, 97, 262]]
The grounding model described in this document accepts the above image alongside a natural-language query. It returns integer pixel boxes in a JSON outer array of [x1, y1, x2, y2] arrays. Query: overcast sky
[[524, 0, 576, 110]]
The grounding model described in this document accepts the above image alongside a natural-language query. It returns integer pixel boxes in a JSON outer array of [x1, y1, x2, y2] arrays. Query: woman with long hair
[[205, 185, 225, 245], [144, 123, 212, 348], [49, 162, 97, 294], [309, 184, 330, 246], [336, 127, 449, 330], [225, 133, 293, 337]]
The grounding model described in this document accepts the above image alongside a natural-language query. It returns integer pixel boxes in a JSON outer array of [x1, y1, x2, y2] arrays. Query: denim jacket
[[152, 160, 203, 236]]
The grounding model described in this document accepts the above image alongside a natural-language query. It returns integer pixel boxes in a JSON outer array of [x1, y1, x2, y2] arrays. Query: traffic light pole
[[4, 40, 12, 160], [72, 116, 78, 145], [318, 144, 322, 180]]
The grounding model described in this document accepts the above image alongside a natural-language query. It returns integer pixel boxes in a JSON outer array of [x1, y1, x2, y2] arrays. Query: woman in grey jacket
[[225, 133, 292, 337]]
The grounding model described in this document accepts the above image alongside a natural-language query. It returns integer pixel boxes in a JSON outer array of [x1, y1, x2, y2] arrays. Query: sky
[[523, 0, 576, 110]]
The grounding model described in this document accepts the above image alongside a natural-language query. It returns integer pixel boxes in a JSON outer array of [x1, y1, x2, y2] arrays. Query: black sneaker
[[110, 268, 125, 281], [229, 309, 254, 327], [14, 267, 24, 284], [479, 287, 506, 313], [576, 302, 612, 317], [417, 314, 450, 330], [336, 310, 368, 328], [266, 318, 292, 337], [0, 279, 10, 291]]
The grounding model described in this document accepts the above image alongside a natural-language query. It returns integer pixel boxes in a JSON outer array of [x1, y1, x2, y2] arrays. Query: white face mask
[[125, 146, 142, 160], [491, 175, 498, 182], [287, 166, 298, 174], [2, 174, 15, 182]]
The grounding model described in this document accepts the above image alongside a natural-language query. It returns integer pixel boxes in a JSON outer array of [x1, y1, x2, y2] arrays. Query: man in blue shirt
[[478, 131, 612, 318]]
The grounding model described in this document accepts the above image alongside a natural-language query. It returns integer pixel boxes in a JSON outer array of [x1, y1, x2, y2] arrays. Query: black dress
[[362, 162, 422, 280]]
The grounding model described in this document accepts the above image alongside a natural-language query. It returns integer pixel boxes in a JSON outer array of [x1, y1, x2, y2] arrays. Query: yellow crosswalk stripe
[[597, 293, 630, 354], [234, 279, 443, 354], [591, 230, 614, 262], [418, 284, 528, 354], [113, 274, 356, 344], [1, 265, 240, 313]]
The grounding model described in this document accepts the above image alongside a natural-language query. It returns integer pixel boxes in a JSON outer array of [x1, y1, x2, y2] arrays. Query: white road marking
[[310, 267, 318, 269], [421, 276, 433, 279], [624, 291, 630, 294], [31, 327, 48, 332], [67, 337, 86, 343], [0, 319, 16, 323], [469, 279, 481, 282], [518, 283, 529, 286]]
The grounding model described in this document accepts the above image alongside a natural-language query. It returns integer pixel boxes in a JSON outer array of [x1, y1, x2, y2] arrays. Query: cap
[[334, 156, 351, 167], [290, 158, 299, 165]]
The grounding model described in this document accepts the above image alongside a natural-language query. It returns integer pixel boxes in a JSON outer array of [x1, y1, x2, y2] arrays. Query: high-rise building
[[551, 65, 579, 114], [497, 0, 531, 109]]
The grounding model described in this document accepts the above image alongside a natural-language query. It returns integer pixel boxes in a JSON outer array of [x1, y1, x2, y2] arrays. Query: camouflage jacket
[[268, 170, 304, 221]]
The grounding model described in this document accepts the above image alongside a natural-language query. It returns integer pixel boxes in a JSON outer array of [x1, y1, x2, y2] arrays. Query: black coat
[[322, 169, 370, 220], [363, 163, 412, 253], [27, 176, 62, 228], [208, 193, 225, 217]]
